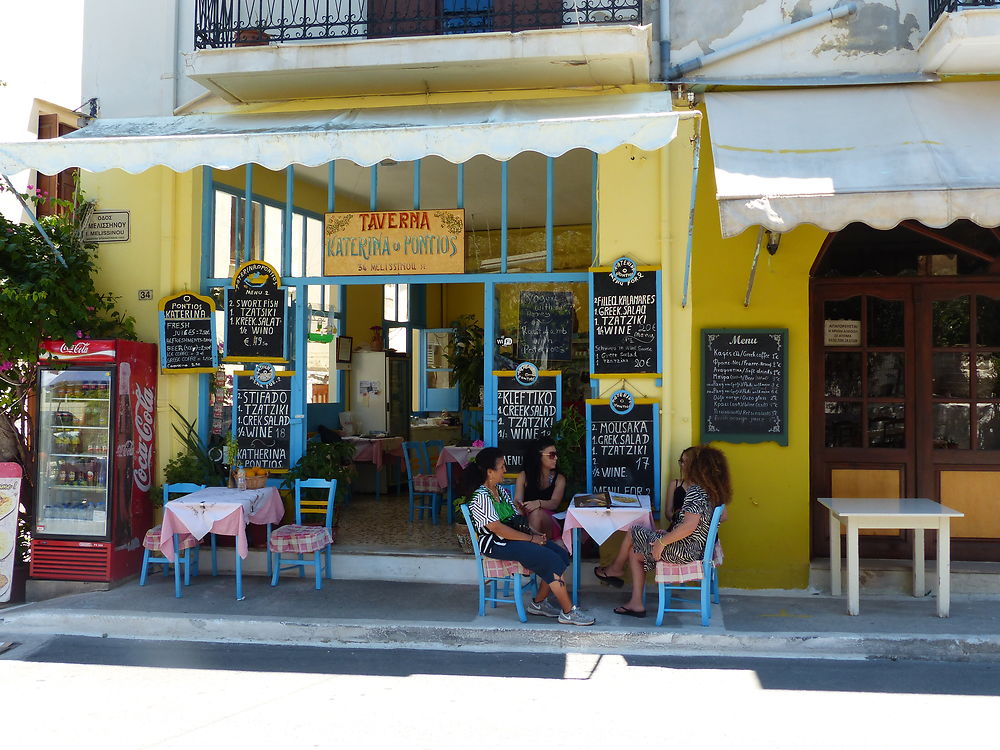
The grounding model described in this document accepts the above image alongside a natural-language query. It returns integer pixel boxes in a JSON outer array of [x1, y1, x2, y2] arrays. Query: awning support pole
[[1, 173, 67, 267], [744, 227, 764, 307], [681, 130, 701, 308]]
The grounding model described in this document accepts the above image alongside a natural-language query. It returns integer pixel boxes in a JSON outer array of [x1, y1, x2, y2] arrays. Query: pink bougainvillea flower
[[472, 439, 485, 447], [26, 184, 34, 190], [75, 330, 84, 339], [86, 306, 95, 312], [0, 361, 13, 372]]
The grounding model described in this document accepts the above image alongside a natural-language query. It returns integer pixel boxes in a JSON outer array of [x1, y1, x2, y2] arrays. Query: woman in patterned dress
[[607, 445, 732, 618]]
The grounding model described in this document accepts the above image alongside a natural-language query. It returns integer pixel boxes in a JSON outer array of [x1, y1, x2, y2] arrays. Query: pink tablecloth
[[159, 486, 284, 562], [434, 446, 483, 489], [560, 495, 655, 549], [345, 437, 403, 470]]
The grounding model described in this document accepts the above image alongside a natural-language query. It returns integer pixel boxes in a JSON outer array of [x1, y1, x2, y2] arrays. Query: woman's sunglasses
[[542, 451, 558, 458]]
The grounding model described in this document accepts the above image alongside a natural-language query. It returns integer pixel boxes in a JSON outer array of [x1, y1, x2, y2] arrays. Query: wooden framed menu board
[[158, 292, 217, 373], [494, 365, 561, 475], [586, 391, 660, 511], [591, 257, 660, 376], [224, 260, 288, 363], [702, 329, 788, 446], [233, 364, 294, 471]]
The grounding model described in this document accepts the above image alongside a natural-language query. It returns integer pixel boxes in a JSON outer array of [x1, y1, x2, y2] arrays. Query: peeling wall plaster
[[670, 0, 769, 56], [815, 1, 921, 56]]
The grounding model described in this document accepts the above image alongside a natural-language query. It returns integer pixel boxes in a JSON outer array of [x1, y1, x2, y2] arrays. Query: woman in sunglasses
[[514, 436, 566, 542]]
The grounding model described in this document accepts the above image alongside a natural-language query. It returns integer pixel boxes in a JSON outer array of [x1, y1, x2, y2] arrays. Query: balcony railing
[[930, 0, 1000, 26], [194, 0, 642, 49]]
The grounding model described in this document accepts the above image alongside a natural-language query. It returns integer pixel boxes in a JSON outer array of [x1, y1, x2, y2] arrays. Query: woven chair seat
[[269, 524, 333, 555], [143, 525, 199, 553], [412, 474, 441, 493], [654, 542, 724, 584], [482, 557, 532, 578]]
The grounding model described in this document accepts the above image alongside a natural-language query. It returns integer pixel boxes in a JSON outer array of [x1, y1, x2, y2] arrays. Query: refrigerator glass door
[[35, 369, 113, 538]]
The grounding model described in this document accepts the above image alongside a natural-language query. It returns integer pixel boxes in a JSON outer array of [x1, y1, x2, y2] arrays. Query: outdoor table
[[434, 445, 483, 502], [561, 494, 654, 606], [160, 486, 284, 601], [817, 497, 964, 617], [344, 436, 404, 499]]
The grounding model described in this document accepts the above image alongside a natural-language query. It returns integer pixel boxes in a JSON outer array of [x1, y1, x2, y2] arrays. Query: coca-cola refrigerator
[[31, 339, 157, 582]]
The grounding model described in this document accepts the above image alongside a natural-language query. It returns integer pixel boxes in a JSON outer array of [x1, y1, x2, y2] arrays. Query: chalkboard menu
[[702, 329, 787, 446], [587, 395, 658, 505], [495, 368, 561, 475], [591, 259, 659, 375], [225, 260, 287, 362], [518, 291, 573, 362], [234, 366, 292, 471], [158, 292, 217, 373]]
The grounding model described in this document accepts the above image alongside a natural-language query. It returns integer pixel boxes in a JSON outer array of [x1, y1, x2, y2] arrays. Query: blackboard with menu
[[234, 368, 292, 471], [587, 395, 658, 509], [158, 292, 217, 373], [591, 260, 659, 375], [495, 369, 561, 475], [518, 291, 573, 362], [702, 329, 787, 445], [225, 260, 288, 363]]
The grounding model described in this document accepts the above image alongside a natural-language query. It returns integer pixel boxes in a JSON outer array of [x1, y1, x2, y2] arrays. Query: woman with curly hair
[[601, 445, 732, 618]]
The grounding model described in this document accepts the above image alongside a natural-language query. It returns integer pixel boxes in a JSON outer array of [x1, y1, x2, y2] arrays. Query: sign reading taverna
[[323, 209, 465, 276]]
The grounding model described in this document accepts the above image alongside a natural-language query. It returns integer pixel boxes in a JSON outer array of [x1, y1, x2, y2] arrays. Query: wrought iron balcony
[[930, 0, 1000, 27], [194, 0, 641, 48]]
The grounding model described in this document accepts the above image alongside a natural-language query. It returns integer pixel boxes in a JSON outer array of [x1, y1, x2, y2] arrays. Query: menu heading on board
[[234, 366, 293, 471], [158, 292, 218, 373], [702, 329, 787, 446], [518, 291, 573, 363], [494, 369, 561, 475], [587, 394, 658, 507], [225, 261, 287, 363], [591, 258, 659, 375]]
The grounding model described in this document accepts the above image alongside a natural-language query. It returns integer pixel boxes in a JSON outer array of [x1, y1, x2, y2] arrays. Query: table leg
[[375, 468, 381, 501], [235, 548, 245, 601], [829, 510, 842, 597], [937, 521, 951, 618], [913, 528, 925, 597], [572, 528, 581, 607], [846, 519, 860, 616]]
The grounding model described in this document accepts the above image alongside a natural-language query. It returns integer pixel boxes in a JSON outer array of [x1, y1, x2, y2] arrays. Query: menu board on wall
[[518, 291, 573, 362], [158, 292, 218, 373], [587, 393, 658, 503], [225, 261, 287, 363], [702, 329, 787, 446], [495, 365, 561, 475], [234, 365, 293, 471], [591, 257, 659, 375]]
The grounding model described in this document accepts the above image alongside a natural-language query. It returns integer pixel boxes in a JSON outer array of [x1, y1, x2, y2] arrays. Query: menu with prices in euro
[[495, 369, 560, 475], [234, 368, 293, 471], [158, 292, 218, 373], [702, 329, 788, 445], [587, 395, 657, 500], [0, 463, 22, 603], [591, 258, 659, 375], [225, 260, 287, 363]]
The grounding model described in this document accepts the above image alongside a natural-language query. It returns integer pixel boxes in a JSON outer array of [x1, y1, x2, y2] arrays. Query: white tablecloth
[[561, 495, 654, 547]]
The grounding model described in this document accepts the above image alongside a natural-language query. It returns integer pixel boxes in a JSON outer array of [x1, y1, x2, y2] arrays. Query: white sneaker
[[558, 606, 596, 626], [526, 598, 561, 618]]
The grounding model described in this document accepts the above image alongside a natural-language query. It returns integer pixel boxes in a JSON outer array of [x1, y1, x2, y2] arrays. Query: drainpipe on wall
[[667, 2, 858, 80], [659, 0, 671, 85]]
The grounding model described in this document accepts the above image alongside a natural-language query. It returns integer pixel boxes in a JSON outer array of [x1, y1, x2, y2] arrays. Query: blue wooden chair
[[460, 504, 538, 623], [269, 478, 336, 590], [402, 441, 446, 524], [654, 504, 725, 627], [139, 483, 206, 598]]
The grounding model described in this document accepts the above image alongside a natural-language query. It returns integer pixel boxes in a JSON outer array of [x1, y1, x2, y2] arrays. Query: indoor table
[[817, 497, 964, 617], [434, 445, 483, 502], [561, 494, 654, 606], [160, 486, 284, 600], [344, 436, 403, 499]]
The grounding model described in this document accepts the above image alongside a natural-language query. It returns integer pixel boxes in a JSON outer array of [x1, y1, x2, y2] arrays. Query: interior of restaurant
[[203, 149, 596, 554]]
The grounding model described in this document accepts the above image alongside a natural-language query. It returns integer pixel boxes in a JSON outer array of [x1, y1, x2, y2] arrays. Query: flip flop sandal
[[594, 566, 625, 588], [613, 606, 647, 618]]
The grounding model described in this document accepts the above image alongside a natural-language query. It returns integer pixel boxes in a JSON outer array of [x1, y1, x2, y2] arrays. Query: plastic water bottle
[[237, 467, 247, 491]]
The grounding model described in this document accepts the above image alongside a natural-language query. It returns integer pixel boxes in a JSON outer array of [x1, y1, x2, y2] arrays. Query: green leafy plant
[[281, 440, 357, 507], [552, 406, 586, 500], [446, 314, 485, 411], [161, 406, 225, 505]]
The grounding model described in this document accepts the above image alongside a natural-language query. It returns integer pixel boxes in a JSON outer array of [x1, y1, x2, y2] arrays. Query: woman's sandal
[[613, 606, 647, 618], [594, 566, 625, 588]]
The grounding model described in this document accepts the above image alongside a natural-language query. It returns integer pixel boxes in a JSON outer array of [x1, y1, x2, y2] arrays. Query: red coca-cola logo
[[133, 384, 155, 492], [59, 342, 91, 354]]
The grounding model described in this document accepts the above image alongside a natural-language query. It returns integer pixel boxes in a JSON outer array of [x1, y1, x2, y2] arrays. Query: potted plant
[[281, 440, 357, 540], [551, 407, 586, 500], [163, 407, 225, 492], [446, 314, 485, 411], [234, 26, 271, 47], [452, 494, 475, 554]]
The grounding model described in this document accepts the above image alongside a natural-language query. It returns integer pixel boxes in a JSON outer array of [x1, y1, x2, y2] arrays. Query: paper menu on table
[[609, 493, 641, 507]]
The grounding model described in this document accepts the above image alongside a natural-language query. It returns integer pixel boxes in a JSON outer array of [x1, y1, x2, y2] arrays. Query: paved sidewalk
[[4, 573, 1000, 661]]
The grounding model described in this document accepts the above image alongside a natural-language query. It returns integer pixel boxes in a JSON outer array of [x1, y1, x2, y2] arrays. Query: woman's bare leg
[[622, 548, 646, 612], [598, 532, 632, 578]]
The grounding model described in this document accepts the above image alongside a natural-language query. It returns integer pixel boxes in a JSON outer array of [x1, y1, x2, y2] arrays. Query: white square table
[[817, 497, 964, 617]]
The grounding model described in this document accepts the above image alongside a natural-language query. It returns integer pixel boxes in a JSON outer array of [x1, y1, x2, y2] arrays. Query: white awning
[[0, 93, 696, 175], [705, 82, 1000, 238]]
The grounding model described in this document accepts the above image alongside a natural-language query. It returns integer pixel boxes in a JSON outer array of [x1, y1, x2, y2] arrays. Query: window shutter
[[368, 0, 438, 38], [35, 115, 78, 217], [493, 0, 562, 31]]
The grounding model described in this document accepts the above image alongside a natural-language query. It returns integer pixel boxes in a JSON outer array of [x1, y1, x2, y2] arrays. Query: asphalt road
[[3, 635, 999, 748]]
